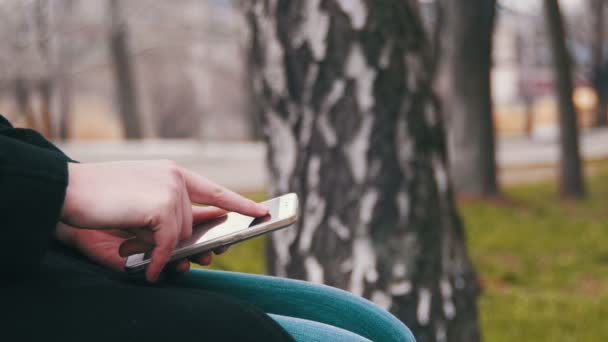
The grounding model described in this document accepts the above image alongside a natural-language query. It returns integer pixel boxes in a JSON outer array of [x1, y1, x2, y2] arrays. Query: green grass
[[194, 191, 267, 274], [198, 174, 608, 341], [463, 170, 608, 341], [203, 231, 266, 274]]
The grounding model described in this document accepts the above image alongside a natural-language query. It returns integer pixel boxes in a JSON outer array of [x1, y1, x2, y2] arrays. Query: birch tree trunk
[[441, 0, 498, 198], [246, 1, 480, 341], [590, 0, 607, 128], [543, 0, 586, 199], [108, 0, 142, 139]]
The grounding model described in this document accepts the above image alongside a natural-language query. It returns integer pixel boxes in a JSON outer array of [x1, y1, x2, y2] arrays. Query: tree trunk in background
[[543, 0, 586, 199], [522, 94, 535, 137], [55, 0, 75, 140], [13, 10, 36, 129], [429, 0, 444, 78], [245, 50, 265, 141], [35, 0, 52, 138], [417, 0, 444, 78], [14, 77, 36, 128], [108, 0, 142, 139], [515, 31, 535, 137], [441, 0, 498, 198], [56, 70, 73, 140], [591, 0, 607, 127], [38, 79, 52, 138], [247, 1, 480, 341]]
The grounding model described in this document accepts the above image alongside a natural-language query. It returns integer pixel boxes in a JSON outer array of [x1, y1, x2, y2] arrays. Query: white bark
[[248, 1, 480, 340]]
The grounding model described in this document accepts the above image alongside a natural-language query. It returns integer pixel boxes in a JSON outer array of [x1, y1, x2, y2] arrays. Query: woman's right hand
[[60, 160, 268, 282]]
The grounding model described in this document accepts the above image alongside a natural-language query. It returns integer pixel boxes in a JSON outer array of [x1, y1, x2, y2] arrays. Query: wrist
[[61, 162, 82, 224]]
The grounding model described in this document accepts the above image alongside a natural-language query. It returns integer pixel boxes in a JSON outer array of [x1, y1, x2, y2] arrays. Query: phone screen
[[144, 197, 280, 258]]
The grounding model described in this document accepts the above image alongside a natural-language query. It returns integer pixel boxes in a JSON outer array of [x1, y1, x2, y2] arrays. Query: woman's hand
[[60, 160, 267, 282], [54, 206, 228, 275]]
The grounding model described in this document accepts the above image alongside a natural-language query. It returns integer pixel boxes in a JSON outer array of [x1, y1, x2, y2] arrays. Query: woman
[[0, 113, 293, 341]]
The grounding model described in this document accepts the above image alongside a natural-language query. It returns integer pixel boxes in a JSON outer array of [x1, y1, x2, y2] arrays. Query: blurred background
[[1, 0, 607, 341], [1, 1, 607, 189]]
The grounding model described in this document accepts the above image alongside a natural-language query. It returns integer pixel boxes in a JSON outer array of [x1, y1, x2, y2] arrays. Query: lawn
[[201, 170, 608, 341], [463, 170, 608, 341]]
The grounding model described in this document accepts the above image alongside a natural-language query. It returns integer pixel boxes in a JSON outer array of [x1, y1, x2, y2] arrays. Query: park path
[[59, 140, 268, 193], [59, 128, 608, 192], [498, 128, 608, 184]]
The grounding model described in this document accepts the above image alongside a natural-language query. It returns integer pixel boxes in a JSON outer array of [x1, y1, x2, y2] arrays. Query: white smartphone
[[124, 193, 299, 274]]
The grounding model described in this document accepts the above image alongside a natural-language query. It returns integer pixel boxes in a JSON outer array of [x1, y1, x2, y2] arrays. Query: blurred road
[[498, 127, 608, 166], [59, 140, 268, 193], [59, 128, 608, 192], [498, 127, 608, 184]]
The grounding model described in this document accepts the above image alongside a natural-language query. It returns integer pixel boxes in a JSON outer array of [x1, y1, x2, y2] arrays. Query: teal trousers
[[176, 269, 415, 342]]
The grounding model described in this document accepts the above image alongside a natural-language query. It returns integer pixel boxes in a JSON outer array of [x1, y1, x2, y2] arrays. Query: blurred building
[[493, 0, 598, 138]]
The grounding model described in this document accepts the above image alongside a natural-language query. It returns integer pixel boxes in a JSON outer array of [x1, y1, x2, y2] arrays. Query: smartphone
[[124, 193, 299, 274]]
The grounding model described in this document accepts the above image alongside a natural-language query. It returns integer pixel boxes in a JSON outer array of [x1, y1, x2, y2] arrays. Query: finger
[[171, 258, 190, 273], [180, 186, 193, 241], [175, 188, 185, 242], [189, 251, 213, 266], [183, 170, 267, 217], [162, 259, 190, 280], [213, 245, 229, 255], [146, 219, 179, 283], [198, 252, 213, 266], [119, 238, 154, 257], [192, 206, 226, 223]]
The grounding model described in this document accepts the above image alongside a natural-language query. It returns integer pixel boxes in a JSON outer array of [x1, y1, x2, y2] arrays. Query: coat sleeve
[[0, 115, 70, 275]]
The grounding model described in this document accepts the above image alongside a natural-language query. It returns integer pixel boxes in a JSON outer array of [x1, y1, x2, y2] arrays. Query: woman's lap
[[3, 286, 292, 342], [175, 268, 415, 342], [1, 244, 293, 342], [7, 243, 414, 342]]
